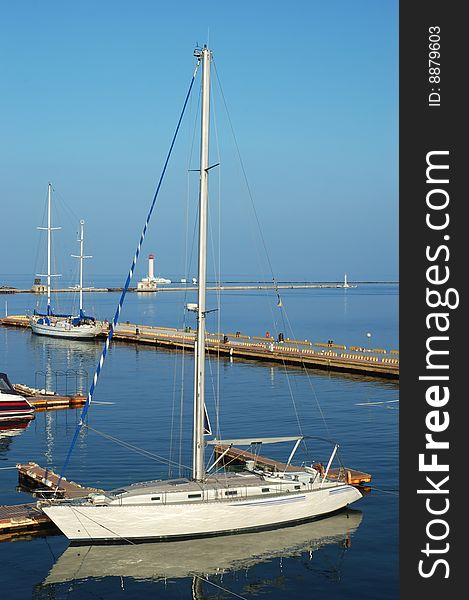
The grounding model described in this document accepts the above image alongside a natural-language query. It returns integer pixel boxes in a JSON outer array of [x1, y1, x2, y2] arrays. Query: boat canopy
[[33, 309, 96, 323], [206, 436, 305, 446]]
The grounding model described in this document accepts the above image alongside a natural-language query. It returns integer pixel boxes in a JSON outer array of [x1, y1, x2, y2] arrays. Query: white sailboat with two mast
[[29, 184, 102, 339], [41, 46, 367, 543]]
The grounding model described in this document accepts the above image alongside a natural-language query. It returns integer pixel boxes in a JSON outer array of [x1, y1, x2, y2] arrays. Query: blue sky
[[1, 0, 398, 284]]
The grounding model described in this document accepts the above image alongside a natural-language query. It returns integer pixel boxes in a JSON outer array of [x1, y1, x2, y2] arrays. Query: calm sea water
[[0, 284, 398, 599]]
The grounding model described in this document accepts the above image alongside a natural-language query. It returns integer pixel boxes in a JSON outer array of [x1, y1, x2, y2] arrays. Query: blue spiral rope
[[55, 61, 200, 492]]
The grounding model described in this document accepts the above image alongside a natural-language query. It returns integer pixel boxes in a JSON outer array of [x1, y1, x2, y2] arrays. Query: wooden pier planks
[[17, 462, 102, 499], [0, 464, 102, 541], [0, 503, 58, 540], [12, 384, 87, 410], [29, 394, 86, 411], [110, 323, 399, 379]]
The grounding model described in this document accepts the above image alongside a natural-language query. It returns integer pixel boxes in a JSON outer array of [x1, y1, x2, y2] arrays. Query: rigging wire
[[171, 81, 201, 478], [70, 505, 137, 545], [46, 184, 85, 313], [83, 424, 192, 472], [206, 217, 221, 436], [366, 486, 399, 496], [212, 59, 337, 449], [212, 58, 278, 325], [212, 60, 277, 285], [191, 574, 248, 599], [210, 79, 223, 442], [54, 60, 201, 492], [52, 185, 81, 225], [212, 59, 314, 445], [31, 187, 49, 297], [178, 206, 200, 476], [168, 349, 180, 479]]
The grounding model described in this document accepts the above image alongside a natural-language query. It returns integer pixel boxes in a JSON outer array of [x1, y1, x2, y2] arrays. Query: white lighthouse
[[148, 254, 155, 280], [137, 254, 171, 291]]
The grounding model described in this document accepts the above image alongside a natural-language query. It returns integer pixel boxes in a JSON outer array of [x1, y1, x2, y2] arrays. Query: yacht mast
[[192, 45, 211, 481], [72, 220, 91, 317]]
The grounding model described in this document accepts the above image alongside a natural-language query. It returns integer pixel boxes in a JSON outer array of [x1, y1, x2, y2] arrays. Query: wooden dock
[[12, 383, 86, 411], [1, 316, 399, 379], [0, 503, 58, 542], [0, 464, 103, 541], [110, 324, 399, 379], [16, 462, 102, 499]]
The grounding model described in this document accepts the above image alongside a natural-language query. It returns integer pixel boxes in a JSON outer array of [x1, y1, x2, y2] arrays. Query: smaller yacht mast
[[46, 184, 52, 314], [72, 220, 91, 318]]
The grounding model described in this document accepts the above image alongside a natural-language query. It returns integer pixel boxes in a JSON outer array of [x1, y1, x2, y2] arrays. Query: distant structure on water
[[137, 254, 171, 291], [340, 274, 357, 289], [31, 277, 47, 294]]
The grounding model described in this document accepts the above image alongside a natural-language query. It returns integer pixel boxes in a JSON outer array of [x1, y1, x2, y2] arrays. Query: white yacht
[[40, 46, 367, 544]]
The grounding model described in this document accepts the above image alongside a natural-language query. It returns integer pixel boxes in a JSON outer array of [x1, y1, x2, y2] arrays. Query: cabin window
[[188, 493, 202, 499], [294, 485, 301, 490], [225, 490, 238, 496], [151, 496, 161, 501], [261, 488, 270, 492]]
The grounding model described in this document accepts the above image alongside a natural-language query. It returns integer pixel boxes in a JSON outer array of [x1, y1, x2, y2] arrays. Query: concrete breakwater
[[0, 282, 374, 294]]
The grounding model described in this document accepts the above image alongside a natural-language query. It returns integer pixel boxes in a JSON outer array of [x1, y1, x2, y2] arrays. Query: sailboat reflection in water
[[40, 46, 369, 543], [43, 509, 362, 590]]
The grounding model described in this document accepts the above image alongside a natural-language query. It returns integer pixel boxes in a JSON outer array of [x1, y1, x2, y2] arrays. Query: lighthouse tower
[[137, 254, 171, 291], [148, 254, 155, 280], [137, 254, 158, 290]]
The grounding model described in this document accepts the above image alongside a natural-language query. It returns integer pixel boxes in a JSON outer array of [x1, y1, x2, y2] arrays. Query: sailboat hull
[[30, 319, 102, 339], [44, 509, 362, 583], [42, 485, 362, 543]]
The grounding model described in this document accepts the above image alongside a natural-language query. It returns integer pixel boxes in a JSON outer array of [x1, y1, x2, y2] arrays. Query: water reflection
[[28, 335, 101, 395], [43, 412, 54, 464], [0, 420, 32, 455], [28, 334, 102, 363], [42, 510, 362, 594]]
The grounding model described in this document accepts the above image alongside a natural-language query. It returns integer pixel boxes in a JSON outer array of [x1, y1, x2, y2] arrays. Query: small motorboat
[[0, 373, 35, 421]]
